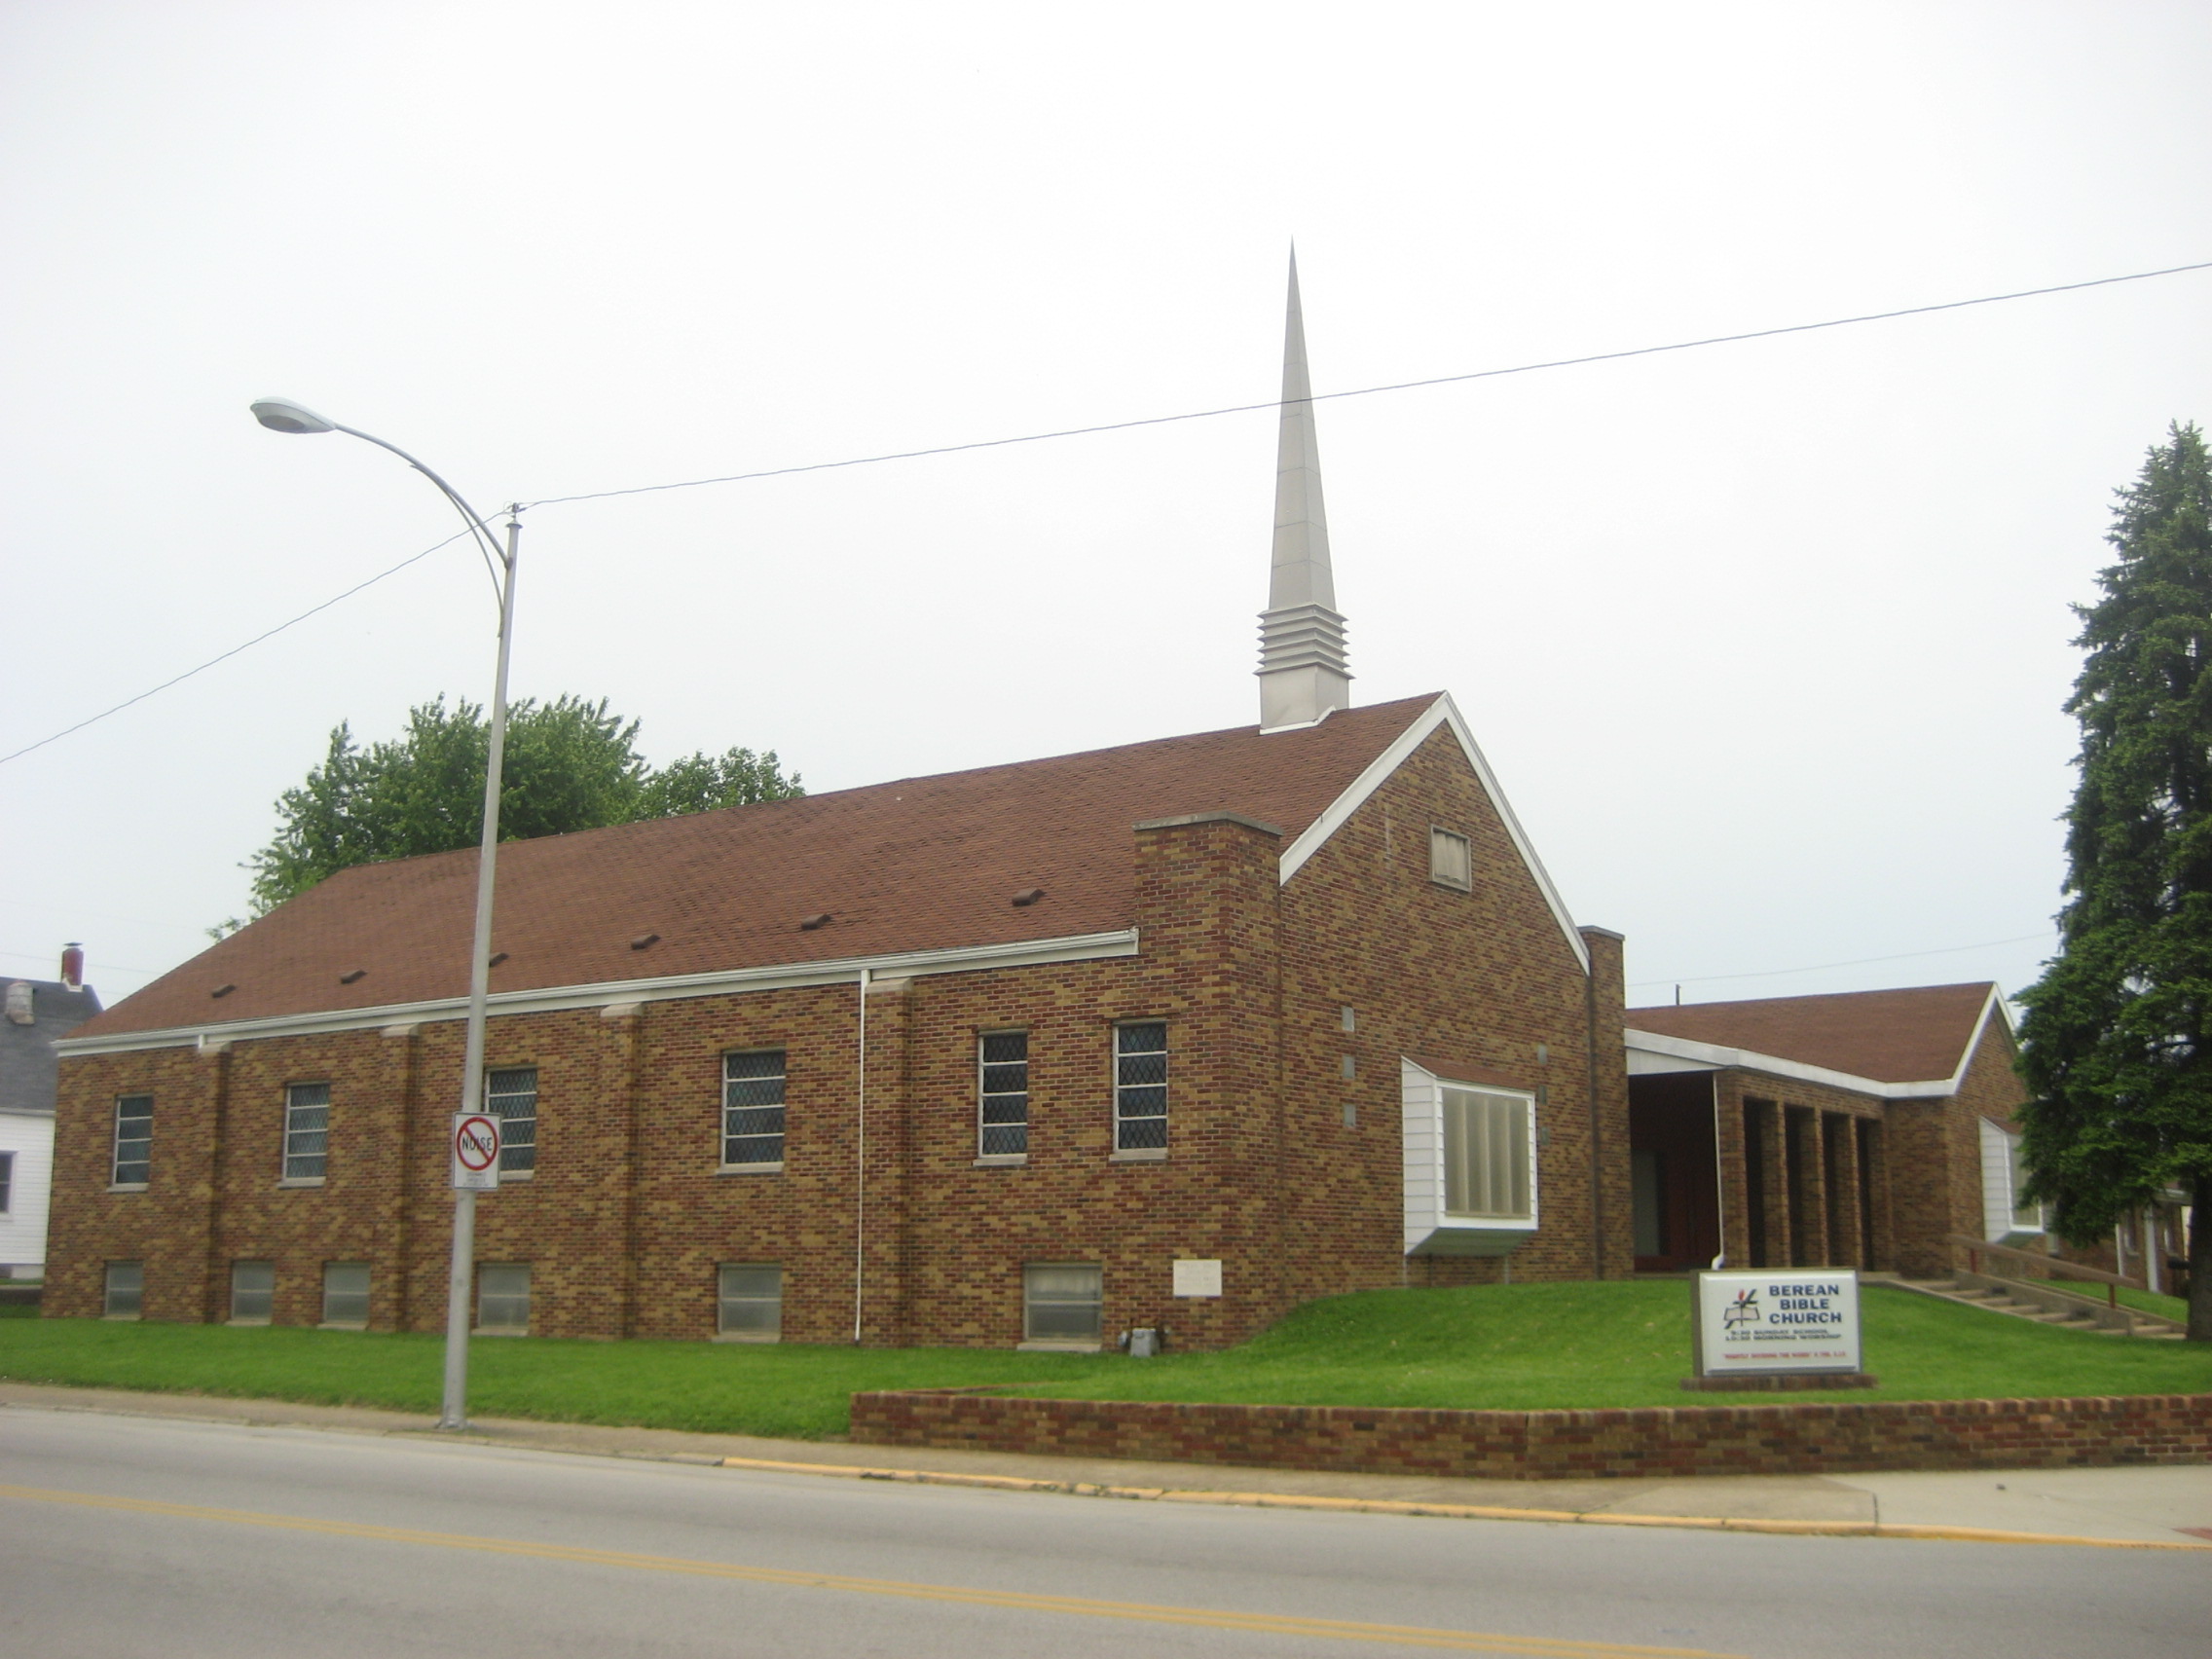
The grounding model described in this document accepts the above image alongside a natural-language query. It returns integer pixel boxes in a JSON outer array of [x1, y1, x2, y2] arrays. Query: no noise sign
[[451, 1112, 502, 1190]]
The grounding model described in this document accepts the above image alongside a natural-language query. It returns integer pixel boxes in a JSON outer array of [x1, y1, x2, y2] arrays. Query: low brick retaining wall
[[849, 1390, 2212, 1481]]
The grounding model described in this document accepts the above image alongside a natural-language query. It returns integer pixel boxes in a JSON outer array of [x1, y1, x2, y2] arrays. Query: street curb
[[710, 1454, 2212, 1551]]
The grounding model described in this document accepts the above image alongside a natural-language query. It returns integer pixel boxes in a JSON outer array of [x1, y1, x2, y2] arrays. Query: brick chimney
[[60, 941, 85, 991]]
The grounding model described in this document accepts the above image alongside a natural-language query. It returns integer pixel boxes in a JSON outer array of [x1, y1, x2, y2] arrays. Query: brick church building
[[46, 262, 2052, 1348]]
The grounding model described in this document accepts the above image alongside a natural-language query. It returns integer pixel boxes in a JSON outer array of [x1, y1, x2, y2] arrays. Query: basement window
[[104, 1262, 143, 1320], [717, 1264, 783, 1342], [112, 1094, 153, 1188], [1429, 828, 1473, 891], [321, 1262, 370, 1327], [1022, 1263, 1103, 1347], [230, 1261, 274, 1324], [722, 1051, 788, 1167], [978, 1031, 1029, 1159], [477, 1264, 532, 1334]]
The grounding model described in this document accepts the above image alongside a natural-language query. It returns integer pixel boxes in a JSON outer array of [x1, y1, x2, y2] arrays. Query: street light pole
[[250, 398, 516, 1431]]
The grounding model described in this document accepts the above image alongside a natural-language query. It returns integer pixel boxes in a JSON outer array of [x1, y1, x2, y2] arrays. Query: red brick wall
[[850, 1387, 2212, 1480], [48, 725, 1622, 1347]]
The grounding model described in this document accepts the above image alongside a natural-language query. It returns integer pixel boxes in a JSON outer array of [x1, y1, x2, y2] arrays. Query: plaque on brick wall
[[1171, 1259, 1223, 1298], [1692, 1270, 1862, 1379]]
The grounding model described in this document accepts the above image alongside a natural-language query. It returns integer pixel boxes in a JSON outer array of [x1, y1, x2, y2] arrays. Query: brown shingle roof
[[1627, 982, 2000, 1086], [80, 695, 1440, 1039]]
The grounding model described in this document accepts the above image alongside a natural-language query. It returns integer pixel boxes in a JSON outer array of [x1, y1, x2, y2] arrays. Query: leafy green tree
[[243, 695, 800, 915], [2016, 422, 2212, 1340]]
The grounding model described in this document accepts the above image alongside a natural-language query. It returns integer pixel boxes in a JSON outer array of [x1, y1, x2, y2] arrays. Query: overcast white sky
[[4, 2, 2209, 1014]]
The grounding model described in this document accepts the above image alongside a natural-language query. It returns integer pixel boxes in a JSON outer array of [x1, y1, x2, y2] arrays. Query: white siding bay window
[[1980, 1118, 2046, 1244], [1402, 1057, 1538, 1257]]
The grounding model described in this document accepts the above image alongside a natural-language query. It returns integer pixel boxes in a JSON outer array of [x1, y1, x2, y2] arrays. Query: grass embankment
[[2115, 1284, 2191, 1323], [3, 1282, 2205, 1442]]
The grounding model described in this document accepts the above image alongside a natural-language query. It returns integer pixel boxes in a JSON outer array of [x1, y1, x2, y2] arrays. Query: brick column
[[377, 1024, 421, 1330], [600, 1002, 645, 1337], [187, 1041, 233, 1323], [1749, 1096, 1790, 1268], [1578, 927, 1632, 1280], [1713, 1077, 1752, 1270], [1824, 1112, 1862, 1269], [1788, 1106, 1828, 1266]]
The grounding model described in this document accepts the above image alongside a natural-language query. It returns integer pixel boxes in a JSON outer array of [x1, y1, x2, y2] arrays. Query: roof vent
[[489, 951, 509, 968], [630, 932, 660, 951], [339, 969, 368, 985], [1012, 888, 1045, 906], [799, 912, 831, 931], [211, 983, 237, 999], [5, 982, 32, 1025]]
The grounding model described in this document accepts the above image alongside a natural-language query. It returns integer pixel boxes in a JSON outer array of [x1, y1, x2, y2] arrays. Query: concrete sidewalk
[[6, 1382, 2208, 1550]]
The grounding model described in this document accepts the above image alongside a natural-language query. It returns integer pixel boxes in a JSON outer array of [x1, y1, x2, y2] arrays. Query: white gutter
[[55, 929, 1142, 1058]]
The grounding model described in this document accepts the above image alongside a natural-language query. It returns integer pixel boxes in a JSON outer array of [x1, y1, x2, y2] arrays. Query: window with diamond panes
[[487, 1066, 537, 1174], [1114, 1022, 1168, 1151], [282, 1083, 330, 1180], [978, 1032, 1029, 1157], [722, 1051, 787, 1165], [718, 1264, 782, 1341], [230, 1261, 274, 1323], [112, 1094, 153, 1187]]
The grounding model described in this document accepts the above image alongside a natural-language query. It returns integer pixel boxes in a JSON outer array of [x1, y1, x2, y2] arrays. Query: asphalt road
[[1, 1407, 2204, 1659]]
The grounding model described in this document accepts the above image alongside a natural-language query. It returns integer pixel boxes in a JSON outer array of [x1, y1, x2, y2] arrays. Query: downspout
[[1710, 1072, 1727, 1269], [1585, 966, 1604, 1278], [852, 967, 870, 1345]]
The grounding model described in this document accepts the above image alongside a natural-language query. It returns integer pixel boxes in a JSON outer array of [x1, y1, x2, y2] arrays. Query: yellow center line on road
[[0, 1481, 1744, 1658]]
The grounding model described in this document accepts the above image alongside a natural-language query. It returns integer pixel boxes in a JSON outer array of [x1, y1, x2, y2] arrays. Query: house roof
[[1626, 982, 2002, 1087], [77, 695, 1446, 1041], [2, 978, 104, 1115]]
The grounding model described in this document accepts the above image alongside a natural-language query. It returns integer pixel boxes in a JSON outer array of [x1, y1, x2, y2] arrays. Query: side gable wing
[[1276, 693, 1590, 973]]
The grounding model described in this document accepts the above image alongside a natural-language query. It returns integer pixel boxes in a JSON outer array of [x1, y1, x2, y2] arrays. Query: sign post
[[1688, 1269, 1872, 1390]]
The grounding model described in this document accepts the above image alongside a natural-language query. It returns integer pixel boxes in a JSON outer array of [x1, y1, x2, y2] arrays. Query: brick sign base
[[849, 1390, 2212, 1482]]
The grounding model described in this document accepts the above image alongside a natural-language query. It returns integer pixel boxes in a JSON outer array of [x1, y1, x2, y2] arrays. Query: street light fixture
[[252, 396, 518, 1432]]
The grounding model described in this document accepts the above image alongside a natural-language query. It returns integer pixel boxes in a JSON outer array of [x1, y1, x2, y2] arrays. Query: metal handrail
[[1946, 1233, 2133, 1310]]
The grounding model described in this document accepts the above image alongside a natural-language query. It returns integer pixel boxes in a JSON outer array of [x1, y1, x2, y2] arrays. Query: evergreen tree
[[2016, 422, 2212, 1340], [241, 695, 801, 916]]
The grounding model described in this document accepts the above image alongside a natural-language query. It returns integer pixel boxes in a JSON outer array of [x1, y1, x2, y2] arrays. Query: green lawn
[[3, 1282, 2204, 1441], [2115, 1284, 2191, 1323]]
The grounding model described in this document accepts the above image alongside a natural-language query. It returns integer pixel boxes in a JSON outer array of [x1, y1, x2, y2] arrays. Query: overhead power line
[[6, 255, 2208, 768], [0, 528, 476, 767], [1626, 929, 2058, 993], [523, 257, 2212, 510]]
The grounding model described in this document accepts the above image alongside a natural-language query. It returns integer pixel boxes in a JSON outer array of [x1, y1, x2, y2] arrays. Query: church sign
[[1691, 1270, 1862, 1379]]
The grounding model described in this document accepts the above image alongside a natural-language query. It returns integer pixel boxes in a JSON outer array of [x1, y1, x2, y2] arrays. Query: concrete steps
[[1885, 1272, 2186, 1339]]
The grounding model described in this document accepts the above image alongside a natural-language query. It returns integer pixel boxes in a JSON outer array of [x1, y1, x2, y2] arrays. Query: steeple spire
[[1257, 247, 1352, 731]]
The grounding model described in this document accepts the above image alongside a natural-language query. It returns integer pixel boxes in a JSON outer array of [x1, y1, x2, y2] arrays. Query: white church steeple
[[1257, 248, 1352, 731]]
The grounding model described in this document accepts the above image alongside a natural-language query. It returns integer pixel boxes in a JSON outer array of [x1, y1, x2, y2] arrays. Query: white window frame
[[721, 1050, 787, 1170], [1020, 1262, 1103, 1349], [977, 1030, 1029, 1161], [1112, 1021, 1168, 1156], [716, 1263, 783, 1342], [1429, 827, 1473, 891], [1980, 1118, 2046, 1241], [111, 1094, 153, 1189], [229, 1260, 275, 1324], [281, 1082, 330, 1183], [1402, 1059, 1539, 1257], [487, 1065, 538, 1176]]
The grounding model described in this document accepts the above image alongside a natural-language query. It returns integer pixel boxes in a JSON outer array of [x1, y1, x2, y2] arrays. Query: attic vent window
[[339, 969, 367, 985], [1012, 888, 1045, 907], [799, 913, 831, 931], [630, 933, 660, 951], [1429, 828, 1473, 891], [211, 983, 237, 999]]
